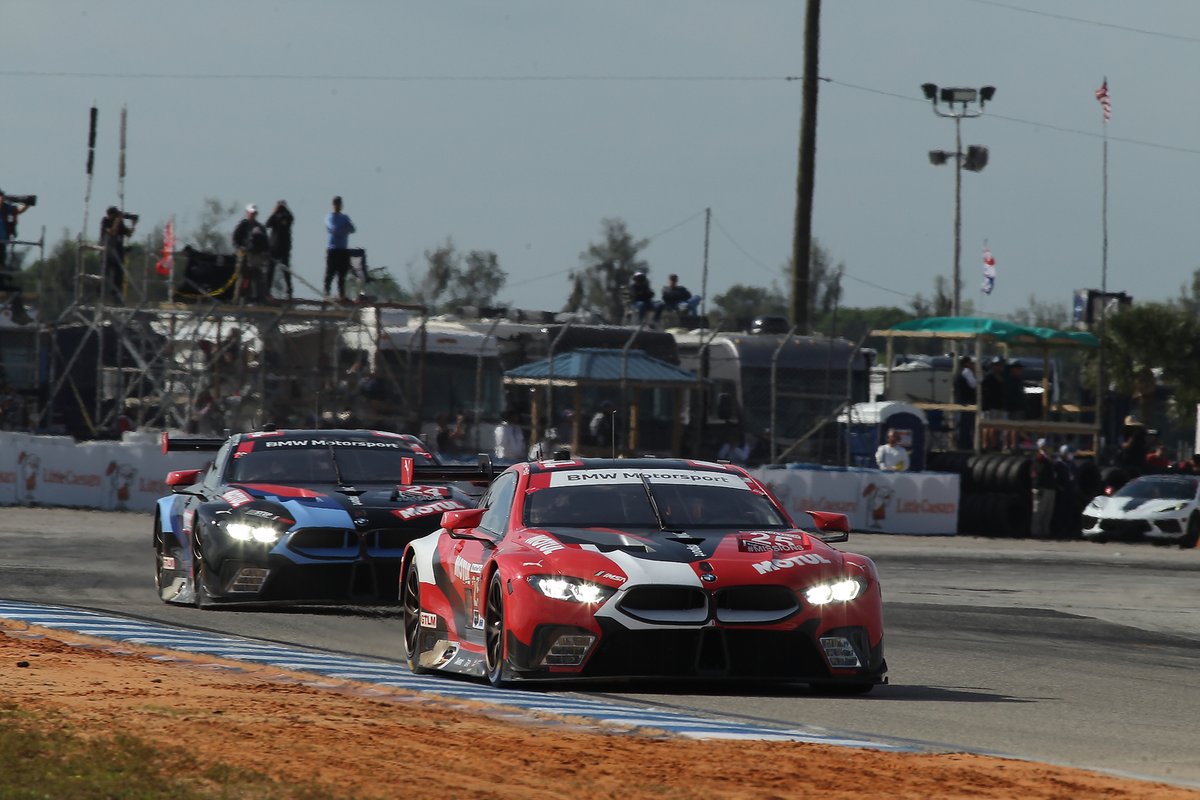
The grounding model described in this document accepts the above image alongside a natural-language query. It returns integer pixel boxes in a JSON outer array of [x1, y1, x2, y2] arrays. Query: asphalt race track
[[1, 507, 1198, 788]]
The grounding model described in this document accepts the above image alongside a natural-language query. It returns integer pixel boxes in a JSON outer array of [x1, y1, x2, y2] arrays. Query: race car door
[[449, 469, 517, 646]]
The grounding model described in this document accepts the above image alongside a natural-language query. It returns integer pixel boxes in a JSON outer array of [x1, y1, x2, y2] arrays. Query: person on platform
[[324, 195, 356, 301], [265, 200, 295, 301]]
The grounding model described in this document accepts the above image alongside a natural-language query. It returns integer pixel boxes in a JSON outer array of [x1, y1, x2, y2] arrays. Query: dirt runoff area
[[2, 623, 1197, 800]]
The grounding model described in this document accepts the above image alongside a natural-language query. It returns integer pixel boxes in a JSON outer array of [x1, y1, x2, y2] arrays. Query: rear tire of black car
[[484, 572, 510, 687], [191, 526, 212, 609], [153, 521, 178, 604], [1182, 514, 1200, 549], [402, 564, 430, 674]]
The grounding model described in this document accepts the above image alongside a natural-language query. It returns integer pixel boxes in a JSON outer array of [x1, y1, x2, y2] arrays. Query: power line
[[709, 215, 779, 277], [823, 78, 1200, 156], [0, 69, 800, 83], [963, 0, 1200, 44]]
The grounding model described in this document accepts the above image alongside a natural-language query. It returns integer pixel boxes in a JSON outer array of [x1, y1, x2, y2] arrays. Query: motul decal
[[393, 500, 466, 520], [751, 553, 832, 574], [738, 532, 808, 553], [419, 611, 438, 628], [222, 489, 253, 508]]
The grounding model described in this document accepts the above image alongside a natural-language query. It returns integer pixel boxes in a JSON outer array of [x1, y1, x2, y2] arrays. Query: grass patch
[[0, 703, 333, 800]]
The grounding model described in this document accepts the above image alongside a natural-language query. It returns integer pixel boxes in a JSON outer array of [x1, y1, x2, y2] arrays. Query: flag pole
[[1097, 77, 1110, 457]]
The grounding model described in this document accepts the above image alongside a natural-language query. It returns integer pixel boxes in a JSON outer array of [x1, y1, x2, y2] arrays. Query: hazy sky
[[4, 1, 1198, 320]]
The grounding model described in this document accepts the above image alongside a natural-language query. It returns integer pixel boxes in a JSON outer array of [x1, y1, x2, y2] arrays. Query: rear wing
[[399, 454, 495, 487], [161, 431, 226, 454]]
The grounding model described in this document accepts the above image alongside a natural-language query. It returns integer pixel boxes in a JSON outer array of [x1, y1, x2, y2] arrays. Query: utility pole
[[790, 0, 820, 334]]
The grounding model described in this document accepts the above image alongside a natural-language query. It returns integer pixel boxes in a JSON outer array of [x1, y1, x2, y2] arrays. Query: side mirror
[[805, 510, 850, 543], [166, 469, 202, 490], [441, 507, 485, 531]]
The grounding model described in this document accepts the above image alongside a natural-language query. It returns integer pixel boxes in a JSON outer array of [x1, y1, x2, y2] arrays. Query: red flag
[[155, 216, 175, 276], [1095, 79, 1111, 123]]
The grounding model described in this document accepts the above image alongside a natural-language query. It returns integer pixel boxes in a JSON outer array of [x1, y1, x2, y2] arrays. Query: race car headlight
[[224, 522, 283, 544], [528, 576, 615, 605], [805, 577, 866, 606]]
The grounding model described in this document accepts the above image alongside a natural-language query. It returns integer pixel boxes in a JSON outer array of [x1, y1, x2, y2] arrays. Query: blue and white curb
[[0, 600, 906, 749]]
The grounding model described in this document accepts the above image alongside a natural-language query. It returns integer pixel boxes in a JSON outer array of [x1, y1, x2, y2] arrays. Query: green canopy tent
[[869, 316, 1100, 453]]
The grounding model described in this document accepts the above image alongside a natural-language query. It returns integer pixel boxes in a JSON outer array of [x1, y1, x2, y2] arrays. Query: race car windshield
[[230, 447, 436, 484], [524, 483, 789, 529], [1114, 478, 1198, 501]]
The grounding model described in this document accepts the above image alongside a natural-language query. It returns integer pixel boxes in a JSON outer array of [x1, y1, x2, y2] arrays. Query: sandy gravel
[[2, 621, 1198, 800]]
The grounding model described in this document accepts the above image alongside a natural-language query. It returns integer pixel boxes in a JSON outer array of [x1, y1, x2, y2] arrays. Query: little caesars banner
[[0, 431, 213, 512], [750, 466, 960, 535]]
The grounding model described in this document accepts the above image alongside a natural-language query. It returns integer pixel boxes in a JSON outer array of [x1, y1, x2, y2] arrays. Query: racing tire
[[484, 572, 511, 687], [1182, 514, 1200, 550], [191, 526, 213, 609], [153, 521, 180, 604], [401, 564, 431, 675]]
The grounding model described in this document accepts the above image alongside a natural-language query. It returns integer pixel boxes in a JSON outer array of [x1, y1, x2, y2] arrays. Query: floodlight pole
[[923, 84, 994, 319]]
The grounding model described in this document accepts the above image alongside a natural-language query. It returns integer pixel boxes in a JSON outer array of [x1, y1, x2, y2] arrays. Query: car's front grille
[[714, 585, 800, 623], [618, 585, 708, 624], [1098, 519, 1151, 534], [289, 528, 352, 550], [582, 626, 830, 679]]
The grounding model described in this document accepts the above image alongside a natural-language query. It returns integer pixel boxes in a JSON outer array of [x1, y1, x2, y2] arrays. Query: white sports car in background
[[1080, 474, 1200, 549]]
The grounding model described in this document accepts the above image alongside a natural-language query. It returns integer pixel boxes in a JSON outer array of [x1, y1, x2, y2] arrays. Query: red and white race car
[[401, 457, 887, 692]]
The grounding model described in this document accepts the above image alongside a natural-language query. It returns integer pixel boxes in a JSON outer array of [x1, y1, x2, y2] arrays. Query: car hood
[[1087, 496, 1193, 518], [227, 482, 471, 527], [511, 525, 849, 586]]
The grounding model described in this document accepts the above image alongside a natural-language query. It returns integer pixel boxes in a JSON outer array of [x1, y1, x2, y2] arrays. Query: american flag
[[982, 248, 996, 295], [1095, 79, 1111, 123]]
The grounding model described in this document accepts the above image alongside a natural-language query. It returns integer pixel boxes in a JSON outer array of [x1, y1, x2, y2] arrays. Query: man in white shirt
[[493, 410, 526, 462], [875, 428, 910, 471]]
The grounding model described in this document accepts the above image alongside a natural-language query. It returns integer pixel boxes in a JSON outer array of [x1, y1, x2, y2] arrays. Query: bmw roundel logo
[[354, 517, 369, 526], [700, 573, 717, 583]]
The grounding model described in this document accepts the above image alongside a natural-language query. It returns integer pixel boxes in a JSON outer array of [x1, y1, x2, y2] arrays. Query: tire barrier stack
[[927, 451, 1101, 538]]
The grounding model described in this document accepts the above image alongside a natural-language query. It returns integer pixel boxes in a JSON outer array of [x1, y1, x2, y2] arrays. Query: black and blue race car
[[154, 428, 492, 608]]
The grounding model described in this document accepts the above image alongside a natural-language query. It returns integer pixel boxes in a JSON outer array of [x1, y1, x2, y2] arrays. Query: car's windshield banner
[[542, 468, 749, 490], [257, 439, 413, 450]]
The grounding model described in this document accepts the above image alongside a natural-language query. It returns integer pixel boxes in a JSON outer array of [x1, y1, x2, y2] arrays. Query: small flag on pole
[[155, 216, 175, 277], [1095, 78, 1111, 123], [982, 248, 996, 295]]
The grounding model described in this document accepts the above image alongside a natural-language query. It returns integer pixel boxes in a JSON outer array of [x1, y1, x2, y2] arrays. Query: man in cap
[[100, 204, 136, 304], [0, 188, 32, 277], [980, 357, 1006, 451], [232, 204, 269, 303], [1030, 437, 1057, 538], [953, 354, 978, 450], [627, 269, 662, 325]]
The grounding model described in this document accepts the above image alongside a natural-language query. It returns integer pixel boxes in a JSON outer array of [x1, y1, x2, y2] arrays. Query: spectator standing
[[232, 204, 269, 303], [627, 271, 662, 325], [1145, 443, 1172, 472], [493, 409, 526, 462], [875, 428, 909, 471], [0, 189, 31, 275], [589, 400, 616, 450], [324, 195, 356, 301], [1053, 444, 1081, 538], [265, 200, 295, 301], [1002, 360, 1026, 451], [1117, 415, 1148, 469], [1030, 438, 1057, 538], [717, 431, 750, 465], [99, 205, 136, 304], [660, 274, 701, 317], [980, 358, 1006, 451], [953, 355, 978, 451]]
